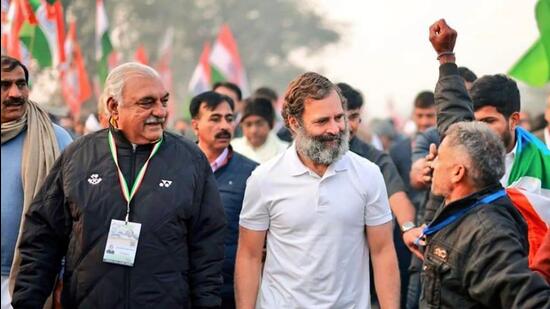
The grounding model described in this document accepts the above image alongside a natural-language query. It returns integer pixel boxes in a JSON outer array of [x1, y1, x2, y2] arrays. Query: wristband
[[437, 51, 455, 60]]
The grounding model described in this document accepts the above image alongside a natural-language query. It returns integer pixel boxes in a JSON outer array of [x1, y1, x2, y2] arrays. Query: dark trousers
[[221, 296, 235, 309], [406, 255, 423, 309], [393, 223, 412, 309]]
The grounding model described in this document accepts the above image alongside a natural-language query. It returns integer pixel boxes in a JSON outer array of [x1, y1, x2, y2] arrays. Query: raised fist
[[429, 19, 457, 55]]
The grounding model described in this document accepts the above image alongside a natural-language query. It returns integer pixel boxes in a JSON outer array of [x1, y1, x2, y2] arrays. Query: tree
[[61, 0, 340, 118]]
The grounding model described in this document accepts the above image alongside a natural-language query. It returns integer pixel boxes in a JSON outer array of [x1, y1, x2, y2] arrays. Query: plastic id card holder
[[103, 219, 141, 267]]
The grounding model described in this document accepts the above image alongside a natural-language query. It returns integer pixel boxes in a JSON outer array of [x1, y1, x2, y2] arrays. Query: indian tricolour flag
[[96, 0, 113, 86], [4, 0, 27, 63], [16, 0, 65, 68], [209, 24, 249, 95], [508, 0, 550, 87], [506, 127, 550, 265], [188, 42, 212, 96]]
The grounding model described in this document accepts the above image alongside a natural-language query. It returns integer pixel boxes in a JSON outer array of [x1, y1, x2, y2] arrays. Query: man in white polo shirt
[[235, 72, 400, 308]]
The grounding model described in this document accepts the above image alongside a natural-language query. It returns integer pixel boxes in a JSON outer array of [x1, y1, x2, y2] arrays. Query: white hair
[[101, 62, 160, 117], [445, 121, 505, 188]]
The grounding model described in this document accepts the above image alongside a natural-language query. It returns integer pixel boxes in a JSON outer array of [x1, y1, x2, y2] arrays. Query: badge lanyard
[[108, 131, 163, 224], [416, 189, 506, 243]]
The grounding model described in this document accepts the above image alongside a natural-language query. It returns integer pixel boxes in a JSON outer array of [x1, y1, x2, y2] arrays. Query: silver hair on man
[[445, 121, 506, 188], [101, 62, 160, 117]]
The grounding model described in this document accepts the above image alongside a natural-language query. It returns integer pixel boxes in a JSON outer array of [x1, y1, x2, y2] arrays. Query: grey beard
[[295, 125, 350, 165]]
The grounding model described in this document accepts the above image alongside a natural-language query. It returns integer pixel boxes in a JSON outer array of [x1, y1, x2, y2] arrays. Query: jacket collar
[[431, 183, 504, 225], [109, 126, 157, 152]]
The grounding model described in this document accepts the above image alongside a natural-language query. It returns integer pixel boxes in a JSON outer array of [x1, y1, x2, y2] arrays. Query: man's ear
[[288, 116, 299, 133], [451, 164, 466, 184], [191, 118, 199, 134], [107, 97, 118, 119], [508, 111, 520, 128]]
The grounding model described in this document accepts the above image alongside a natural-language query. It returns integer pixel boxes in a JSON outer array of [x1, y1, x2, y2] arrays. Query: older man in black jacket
[[419, 121, 549, 308], [12, 62, 226, 308]]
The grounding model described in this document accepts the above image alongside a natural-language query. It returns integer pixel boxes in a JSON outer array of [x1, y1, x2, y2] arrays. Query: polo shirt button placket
[[317, 181, 328, 212]]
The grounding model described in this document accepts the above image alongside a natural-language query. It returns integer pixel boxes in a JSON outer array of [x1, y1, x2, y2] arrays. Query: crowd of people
[[1, 19, 550, 309]]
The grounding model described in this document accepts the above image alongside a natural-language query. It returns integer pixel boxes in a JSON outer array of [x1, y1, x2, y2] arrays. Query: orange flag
[[61, 19, 91, 118], [134, 44, 149, 65]]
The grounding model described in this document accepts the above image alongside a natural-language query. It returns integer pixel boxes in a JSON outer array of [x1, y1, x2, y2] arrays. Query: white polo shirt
[[240, 144, 392, 308]]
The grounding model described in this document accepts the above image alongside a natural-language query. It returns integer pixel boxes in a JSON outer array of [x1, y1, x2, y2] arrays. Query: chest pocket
[[421, 247, 452, 308]]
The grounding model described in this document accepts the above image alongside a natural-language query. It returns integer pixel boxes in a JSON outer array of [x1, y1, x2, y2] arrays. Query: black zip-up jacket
[[420, 185, 550, 308], [12, 128, 226, 308]]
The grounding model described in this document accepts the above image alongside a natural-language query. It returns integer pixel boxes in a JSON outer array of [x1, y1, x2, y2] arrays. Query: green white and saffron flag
[[507, 127, 550, 219], [188, 42, 211, 96], [18, 0, 65, 69], [208, 24, 249, 96], [96, 0, 113, 86], [509, 0, 550, 86], [506, 127, 550, 263]]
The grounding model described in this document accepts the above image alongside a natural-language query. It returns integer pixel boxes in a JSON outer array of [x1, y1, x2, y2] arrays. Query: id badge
[[103, 219, 141, 266]]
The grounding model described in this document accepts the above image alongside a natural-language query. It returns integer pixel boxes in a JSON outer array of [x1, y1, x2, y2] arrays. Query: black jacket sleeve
[[412, 127, 440, 163], [434, 63, 475, 138], [371, 147, 407, 198], [463, 210, 550, 308], [188, 155, 227, 308], [12, 154, 70, 308]]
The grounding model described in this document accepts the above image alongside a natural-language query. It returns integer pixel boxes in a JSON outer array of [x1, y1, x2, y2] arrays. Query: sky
[[293, 0, 542, 120]]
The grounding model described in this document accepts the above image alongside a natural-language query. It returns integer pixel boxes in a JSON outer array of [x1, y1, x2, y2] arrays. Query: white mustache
[[144, 117, 165, 124]]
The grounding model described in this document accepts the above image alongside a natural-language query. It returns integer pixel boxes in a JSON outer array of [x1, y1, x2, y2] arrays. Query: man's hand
[[422, 143, 438, 184], [235, 227, 267, 309], [429, 19, 457, 64], [367, 222, 400, 309], [403, 226, 426, 260], [54, 280, 63, 309], [411, 157, 433, 188], [410, 143, 438, 189]]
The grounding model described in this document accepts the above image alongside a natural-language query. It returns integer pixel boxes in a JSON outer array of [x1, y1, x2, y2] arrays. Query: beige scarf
[[1, 100, 60, 302]]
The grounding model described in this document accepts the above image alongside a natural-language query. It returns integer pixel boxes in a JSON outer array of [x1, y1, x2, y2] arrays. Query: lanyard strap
[[422, 189, 507, 237], [108, 131, 163, 223]]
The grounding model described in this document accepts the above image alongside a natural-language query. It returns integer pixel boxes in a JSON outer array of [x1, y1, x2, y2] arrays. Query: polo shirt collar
[[287, 144, 309, 176], [332, 154, 349, 172], [286, 143, 349, 177]]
